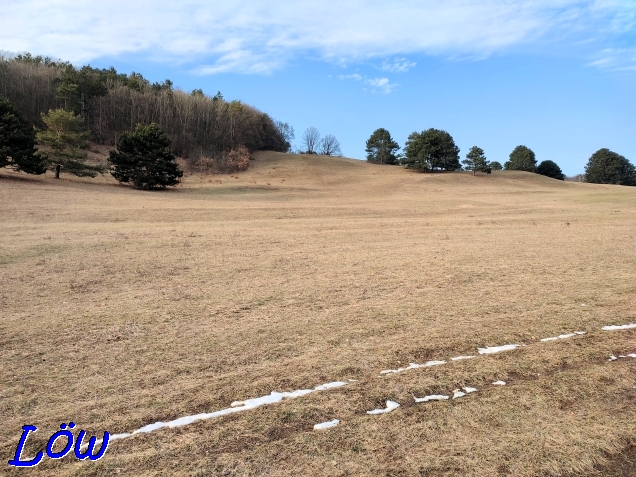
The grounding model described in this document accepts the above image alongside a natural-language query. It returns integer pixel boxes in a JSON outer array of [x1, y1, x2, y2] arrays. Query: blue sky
[[2, 0, 635, 175]]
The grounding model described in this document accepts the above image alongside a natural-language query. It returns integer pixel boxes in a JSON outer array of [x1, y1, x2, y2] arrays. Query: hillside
[[1, 153, 636, 476]]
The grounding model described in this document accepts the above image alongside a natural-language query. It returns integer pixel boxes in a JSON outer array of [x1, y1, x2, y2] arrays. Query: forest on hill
[[0, 53, 290, 170]]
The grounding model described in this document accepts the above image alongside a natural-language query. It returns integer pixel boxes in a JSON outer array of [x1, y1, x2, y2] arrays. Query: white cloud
[[380, 58, 416, 73], [338, 73, 363, 80], [339, 73, 397, 93], [587, 47, 636, 70], [365, 77, 397, 94], [1, 1, 634, 73]]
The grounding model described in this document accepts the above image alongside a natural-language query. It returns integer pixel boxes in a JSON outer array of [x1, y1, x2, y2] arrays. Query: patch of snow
[[478, 344, 520, 354], [613, 353, 636, 359], [540, 331, 586, 342], [380, 360, 446, 375], [104, 381, 347, 440], [609, 356, 618, 361], [451, 355, 475, 361], [413, 394, 449, 402], [463, 387, 478, 393], [602, 323, 636, 331], [314, 382, 348, 391], [452, 390, 466, 399], [580, 303, 586, 306], [492, 381, 506, 385], [348, 379, 358, 382], [367, 400, 400, 415], [314, 419, 339, 430]]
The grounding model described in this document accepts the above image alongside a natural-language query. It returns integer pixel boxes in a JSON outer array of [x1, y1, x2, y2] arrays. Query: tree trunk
[[55, 164, 61, 179]]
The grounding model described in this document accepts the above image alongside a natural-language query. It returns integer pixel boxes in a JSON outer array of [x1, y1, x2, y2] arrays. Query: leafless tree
[[302, 126, 320, 154], [319, 134, 342, 156]]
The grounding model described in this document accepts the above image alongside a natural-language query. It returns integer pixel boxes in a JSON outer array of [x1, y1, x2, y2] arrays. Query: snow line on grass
[[492, 380, 506, 385], [314, 419, 339, 430], [540, 331, 586, 342], [380, 360, 446, 375], [413, 394, 449, 402], [451, 355, 475, 361], [609, 353, 636, 361], [367, 401, 400, 414], [478, 344, 520, 354], [602, 323, 636, 331], [102, 381, 348, 444]]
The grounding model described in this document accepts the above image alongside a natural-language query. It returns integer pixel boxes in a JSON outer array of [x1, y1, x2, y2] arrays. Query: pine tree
[[365, 128, 400, 164], [402, 128, 460, 172], [462, 146, 491, 175], [0, 94, 46, 174], [536, 160, 565, 180], [35, 109, 104, 178], [504, 145, 537, 172], [108, 123, 183, 189], [584, 149, 635, 186]]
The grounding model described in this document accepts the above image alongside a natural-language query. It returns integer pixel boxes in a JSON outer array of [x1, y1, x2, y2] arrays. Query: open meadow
[[1, 151, 635, 476]]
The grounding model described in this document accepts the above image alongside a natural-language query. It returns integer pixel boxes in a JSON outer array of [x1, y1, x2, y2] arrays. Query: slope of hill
[[1, 153, 635, 476]]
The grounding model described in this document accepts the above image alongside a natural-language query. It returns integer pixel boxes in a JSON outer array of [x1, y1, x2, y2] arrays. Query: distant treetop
[[366, 128, 400, 165], [584, 148, 635, 186], [505, 145, 537, 172], [401, 128, 461, 172]]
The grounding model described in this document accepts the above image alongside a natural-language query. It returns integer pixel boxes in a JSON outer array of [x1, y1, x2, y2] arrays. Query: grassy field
[[1, 151, 635, 476]]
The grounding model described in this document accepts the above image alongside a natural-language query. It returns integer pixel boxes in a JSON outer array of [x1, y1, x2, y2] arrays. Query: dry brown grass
[[1, 151, 635, 476]]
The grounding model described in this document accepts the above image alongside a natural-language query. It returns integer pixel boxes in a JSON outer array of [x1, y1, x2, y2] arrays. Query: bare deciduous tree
[[318, 134, 342, 156], [302, 126, 320, 154]]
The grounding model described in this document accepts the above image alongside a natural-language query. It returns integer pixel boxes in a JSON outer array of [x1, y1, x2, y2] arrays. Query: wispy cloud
[[338, 73, 363, 81], [588, 47, 636, 70], [1, 1, 634, 73], [380, 58, 416, 73], [365, 77, 397, 94], [338, 73, 398, 93]]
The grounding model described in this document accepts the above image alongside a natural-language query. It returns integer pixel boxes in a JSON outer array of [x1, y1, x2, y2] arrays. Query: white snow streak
[[314, 419, 340, 430], [105, 381, 347, 440], [452, 387, 478, 399], [413, 394, 449, 402], [492, 380, 506, 385], [602, 323, 636, 331], [610, 353, 636, 361], [367, 400, 400, 414], [478, 344, 520, 354], [380, 360, 446, 375], [540, 331, 586, 342], [451, 355, 475, 361]]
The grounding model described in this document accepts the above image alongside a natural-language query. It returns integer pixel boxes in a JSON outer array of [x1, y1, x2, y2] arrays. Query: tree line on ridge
[[364, 127, 636, 186]]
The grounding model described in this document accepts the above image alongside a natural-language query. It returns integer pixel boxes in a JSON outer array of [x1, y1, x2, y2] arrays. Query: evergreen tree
[[109, 123, 183, 189], [490, 161, 503, 171], [536, 160, 565, 180], [402, 128, 460, 171], [365, 128, 400, 164], [584, 148, 635, 186], [0, 94, 46, 174], [35, 109, 104, 179], [462, 146, 491, 175], [504, 145, 537, 172]]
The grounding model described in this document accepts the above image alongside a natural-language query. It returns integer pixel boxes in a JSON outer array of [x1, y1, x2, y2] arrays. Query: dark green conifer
[[109, 123, 183, 189]]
